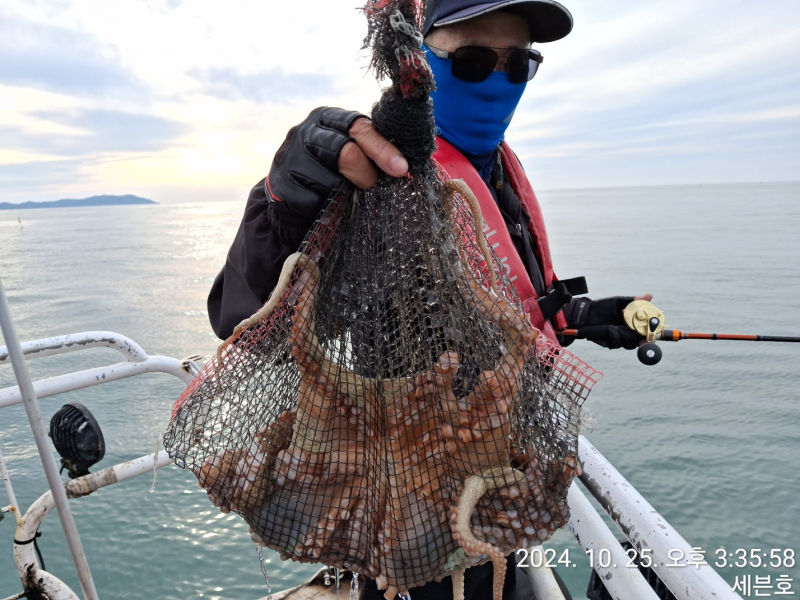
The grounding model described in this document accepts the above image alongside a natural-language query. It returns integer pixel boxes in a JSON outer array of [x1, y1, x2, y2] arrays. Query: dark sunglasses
[[426, 44, 543, 84]]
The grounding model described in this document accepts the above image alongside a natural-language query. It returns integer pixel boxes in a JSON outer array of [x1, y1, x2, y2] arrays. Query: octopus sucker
[[171, 164, 593, 598]]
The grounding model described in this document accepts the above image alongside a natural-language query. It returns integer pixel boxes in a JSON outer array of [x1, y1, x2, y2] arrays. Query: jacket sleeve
[[208, 178, 314, 339]]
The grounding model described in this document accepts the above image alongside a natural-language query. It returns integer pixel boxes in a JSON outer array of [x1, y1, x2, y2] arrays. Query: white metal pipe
[[0, 331, 148, 364], [65, 450, 173, 499], [524, 564, 568, 600], [0, 277, 99, 600], [13, 490, 82, 600], [577, 436, 740, 600], [0, 446, 22, 525], [568, 483, 661, 600], [15, 451, 173, 599], [0, 355, 195, 408]]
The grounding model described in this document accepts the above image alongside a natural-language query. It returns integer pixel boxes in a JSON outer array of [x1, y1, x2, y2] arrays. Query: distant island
[[0, 194, 157, 210]]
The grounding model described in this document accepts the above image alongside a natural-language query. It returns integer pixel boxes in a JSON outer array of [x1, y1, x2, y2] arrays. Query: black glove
[[562, 296, 641, 350], [267, 107, 367, 222], [569, 324, 641, 350]]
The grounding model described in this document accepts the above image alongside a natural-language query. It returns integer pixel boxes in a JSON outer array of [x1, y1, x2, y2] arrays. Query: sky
[[0, 0, 798, 204]]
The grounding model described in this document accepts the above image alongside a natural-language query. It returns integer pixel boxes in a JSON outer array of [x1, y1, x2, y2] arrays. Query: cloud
[[502, 0, 800, 187], [2, 109, 190, 156], [0, 159, 88, 192], [188, 67, 337, 104], [0, 15, 147, 98], [0, 0, 797, 199]]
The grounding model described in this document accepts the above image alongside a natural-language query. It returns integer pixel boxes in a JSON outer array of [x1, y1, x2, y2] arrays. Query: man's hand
[[340, 118, 408, 188], [267, 107, 408, 222], [562, 293, 655, 350]]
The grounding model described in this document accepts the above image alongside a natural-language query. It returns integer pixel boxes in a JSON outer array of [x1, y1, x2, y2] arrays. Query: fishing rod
[[559, 300, 800, 366]]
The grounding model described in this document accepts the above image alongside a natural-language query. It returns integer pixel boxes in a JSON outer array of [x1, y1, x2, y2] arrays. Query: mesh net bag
[[164, 2, 601, 598]]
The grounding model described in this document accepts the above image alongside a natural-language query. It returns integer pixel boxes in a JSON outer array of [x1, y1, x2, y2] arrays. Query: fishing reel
[[560, 300, 797, 365], [622, 300, 665, 366]]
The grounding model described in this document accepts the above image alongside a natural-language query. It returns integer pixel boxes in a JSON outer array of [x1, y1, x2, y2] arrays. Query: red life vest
[[433, 137, 567, 344]]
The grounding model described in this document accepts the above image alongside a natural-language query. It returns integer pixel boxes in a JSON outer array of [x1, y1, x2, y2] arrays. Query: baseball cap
[[422, 0, 573, 43]]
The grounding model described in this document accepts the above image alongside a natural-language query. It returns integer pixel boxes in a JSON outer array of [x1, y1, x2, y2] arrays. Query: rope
[[389, 9, 423, 47], [14, 530, 46, 570]]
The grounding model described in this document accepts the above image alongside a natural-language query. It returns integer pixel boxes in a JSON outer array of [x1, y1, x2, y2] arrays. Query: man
[[209, 1, 648, 597]]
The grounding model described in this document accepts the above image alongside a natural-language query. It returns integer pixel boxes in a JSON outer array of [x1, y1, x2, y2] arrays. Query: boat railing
[[0, 277, 741, 600], [9, 451, 173, 600], [0, 277, 198, 600], [0, 330, 198, 409], [568, 438, 741, 600]]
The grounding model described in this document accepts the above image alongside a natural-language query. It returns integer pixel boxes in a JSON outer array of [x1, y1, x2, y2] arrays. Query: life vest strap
[[538, 282, 573, 322], [551, 276, 588, 296]]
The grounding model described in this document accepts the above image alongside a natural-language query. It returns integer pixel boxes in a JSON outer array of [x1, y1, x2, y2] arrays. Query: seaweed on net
[[163, 2, 601, 598]]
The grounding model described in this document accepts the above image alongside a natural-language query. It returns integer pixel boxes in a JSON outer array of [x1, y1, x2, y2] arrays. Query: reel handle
[[637, 342, 662, 365]]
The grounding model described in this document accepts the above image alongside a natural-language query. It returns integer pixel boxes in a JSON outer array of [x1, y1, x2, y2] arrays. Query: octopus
[[191, 180, 582, 600]]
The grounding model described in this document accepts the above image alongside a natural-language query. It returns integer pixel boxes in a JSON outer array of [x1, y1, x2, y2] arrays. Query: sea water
[[1, 182, 798, 599]]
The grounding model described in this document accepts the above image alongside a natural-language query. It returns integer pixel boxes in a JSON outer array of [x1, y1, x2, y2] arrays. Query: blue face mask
[[425, 45, 528, 156]]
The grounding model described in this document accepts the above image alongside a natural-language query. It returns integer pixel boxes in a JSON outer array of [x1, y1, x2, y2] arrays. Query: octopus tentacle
[[451, 468, 527, 600], [452, 568, 465, 600], [215, 251, 307, 369], [440, 178, 543, 600], [444, 179, 498, 293], [191, 178, 578, 598]]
